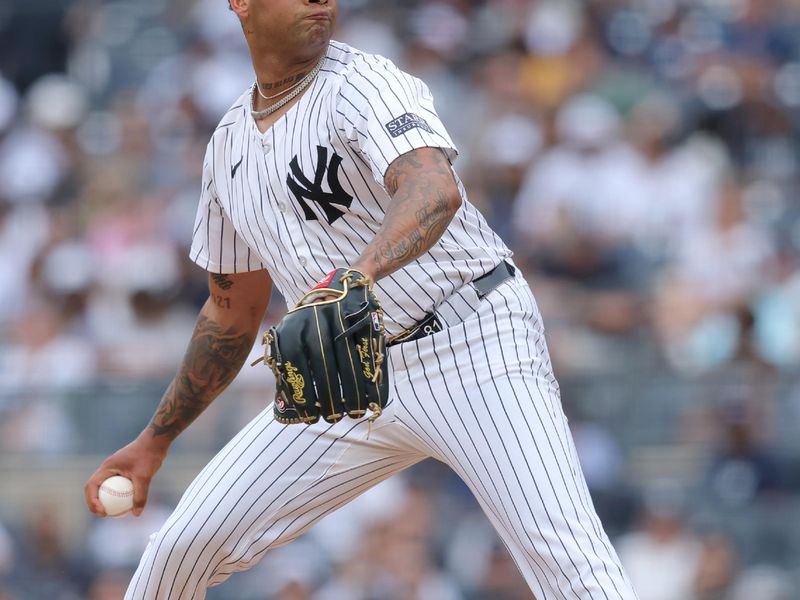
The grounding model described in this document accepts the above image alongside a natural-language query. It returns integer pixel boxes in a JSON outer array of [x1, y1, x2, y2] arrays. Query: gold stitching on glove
[[371, 339, 384, 385], [250, 331, 274, 367], [275, 414, 304, 425], [289, 288, 346, 311], [366, 401, 383, 439], [341, 268, 371, 289], [313, 305, 337, 417], [338, 308, 363, 414], [367, 402, 382, 422]]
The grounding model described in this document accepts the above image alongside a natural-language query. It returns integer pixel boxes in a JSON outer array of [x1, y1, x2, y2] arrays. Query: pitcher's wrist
[[136, 429, 172, 455]]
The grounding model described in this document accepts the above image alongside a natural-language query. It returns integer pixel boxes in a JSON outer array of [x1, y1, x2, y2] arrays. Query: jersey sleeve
[[335, 57, 458, 185], [189, 158, 264, 275]]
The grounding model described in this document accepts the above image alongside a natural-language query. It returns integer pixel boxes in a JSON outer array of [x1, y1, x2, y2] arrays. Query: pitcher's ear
[[229, 0, 248, 17]]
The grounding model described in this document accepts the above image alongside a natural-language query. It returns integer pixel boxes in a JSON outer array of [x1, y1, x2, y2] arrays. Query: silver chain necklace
[[255, 71, 311, 101], [250, 55, 326, 120]]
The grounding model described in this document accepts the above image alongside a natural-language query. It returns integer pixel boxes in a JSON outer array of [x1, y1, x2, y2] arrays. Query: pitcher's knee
[[132, 524, 220, 598]]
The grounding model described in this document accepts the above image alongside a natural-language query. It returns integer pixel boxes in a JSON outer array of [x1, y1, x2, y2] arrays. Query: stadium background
[[1, 0, 799, 598]]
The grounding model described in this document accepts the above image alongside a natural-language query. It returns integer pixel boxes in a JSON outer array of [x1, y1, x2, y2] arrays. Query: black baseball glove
[[253, 268, 389, 425]]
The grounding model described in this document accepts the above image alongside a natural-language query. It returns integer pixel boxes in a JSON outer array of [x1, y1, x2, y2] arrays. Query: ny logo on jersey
[[286, 146, 353, 224]]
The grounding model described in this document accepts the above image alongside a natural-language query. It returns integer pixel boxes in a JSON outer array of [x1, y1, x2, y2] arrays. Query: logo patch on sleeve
[[385, 113, 434, 138]]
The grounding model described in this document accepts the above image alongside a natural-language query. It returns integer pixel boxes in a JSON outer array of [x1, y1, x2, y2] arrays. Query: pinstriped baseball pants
[[125, 271, 639, 600]]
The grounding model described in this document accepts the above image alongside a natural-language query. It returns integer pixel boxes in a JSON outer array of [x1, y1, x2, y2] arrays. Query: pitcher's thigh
[[396, 324, 638, 598], [125, 408, 419, 600], [442, 371, 637, 600]]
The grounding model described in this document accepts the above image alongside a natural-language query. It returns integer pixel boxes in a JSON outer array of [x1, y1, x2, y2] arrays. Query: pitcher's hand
[[85, 435, 168, 517]]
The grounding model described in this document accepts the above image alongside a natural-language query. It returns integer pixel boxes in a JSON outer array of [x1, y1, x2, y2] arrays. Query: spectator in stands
[[616, 483, 704, 600], [6, 504, 83, 599], [707, 404, 784, 508]]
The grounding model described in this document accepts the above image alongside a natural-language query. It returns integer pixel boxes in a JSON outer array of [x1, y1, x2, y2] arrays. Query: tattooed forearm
[[416, 192, 449, 229], [211, 274, 234, 290], [385, 152, 424, 194], [355, 148, 461, 280], [148, 314, 254, 440], [373, 191, 451, 269]]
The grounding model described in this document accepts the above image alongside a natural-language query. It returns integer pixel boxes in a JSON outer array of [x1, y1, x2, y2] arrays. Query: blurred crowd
[[1, 0, 800, 598]]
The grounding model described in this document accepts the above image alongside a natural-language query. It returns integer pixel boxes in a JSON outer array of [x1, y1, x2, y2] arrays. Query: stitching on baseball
[[100, 486, 133, 498]]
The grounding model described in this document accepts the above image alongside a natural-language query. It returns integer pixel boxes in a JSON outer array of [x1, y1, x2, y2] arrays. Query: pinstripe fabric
[[390, 273, 639, 600], [135, 39, 641, 600], [125, 401, 425, 600], [187, 41, 510, 337], [125, 275, 639, 599]]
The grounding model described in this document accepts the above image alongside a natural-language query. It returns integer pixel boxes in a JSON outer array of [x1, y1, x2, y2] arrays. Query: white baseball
[[98, 475, 135, 517]]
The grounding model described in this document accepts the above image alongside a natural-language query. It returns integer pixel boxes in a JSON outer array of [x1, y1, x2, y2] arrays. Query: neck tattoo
[[250, 53, 327, 120], [257, 72, 308, 101]]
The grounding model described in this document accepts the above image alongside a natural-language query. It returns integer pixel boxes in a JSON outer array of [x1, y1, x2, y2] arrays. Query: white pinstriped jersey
[[189, 41, 511, 336], [131, 46, 640, 600]]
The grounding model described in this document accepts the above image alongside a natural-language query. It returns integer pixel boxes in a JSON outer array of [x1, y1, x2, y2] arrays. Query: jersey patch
[[385, 113, 433, 138]]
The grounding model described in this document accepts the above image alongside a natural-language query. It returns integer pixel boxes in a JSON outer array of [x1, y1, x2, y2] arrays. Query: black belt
[[387, 261, 516, 347], [473, 260, 516, 298]]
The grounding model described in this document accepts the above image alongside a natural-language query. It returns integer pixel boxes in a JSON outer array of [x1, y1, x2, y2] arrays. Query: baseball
[[98, 475, 134, 517]]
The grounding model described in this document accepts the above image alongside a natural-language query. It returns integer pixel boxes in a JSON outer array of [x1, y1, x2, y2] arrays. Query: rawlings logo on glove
[[253, 268, 389, 425]]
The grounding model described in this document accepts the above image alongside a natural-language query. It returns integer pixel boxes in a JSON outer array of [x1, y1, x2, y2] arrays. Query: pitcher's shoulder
[[326, 41, 406, 89], [211, 89, 251, 133]]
